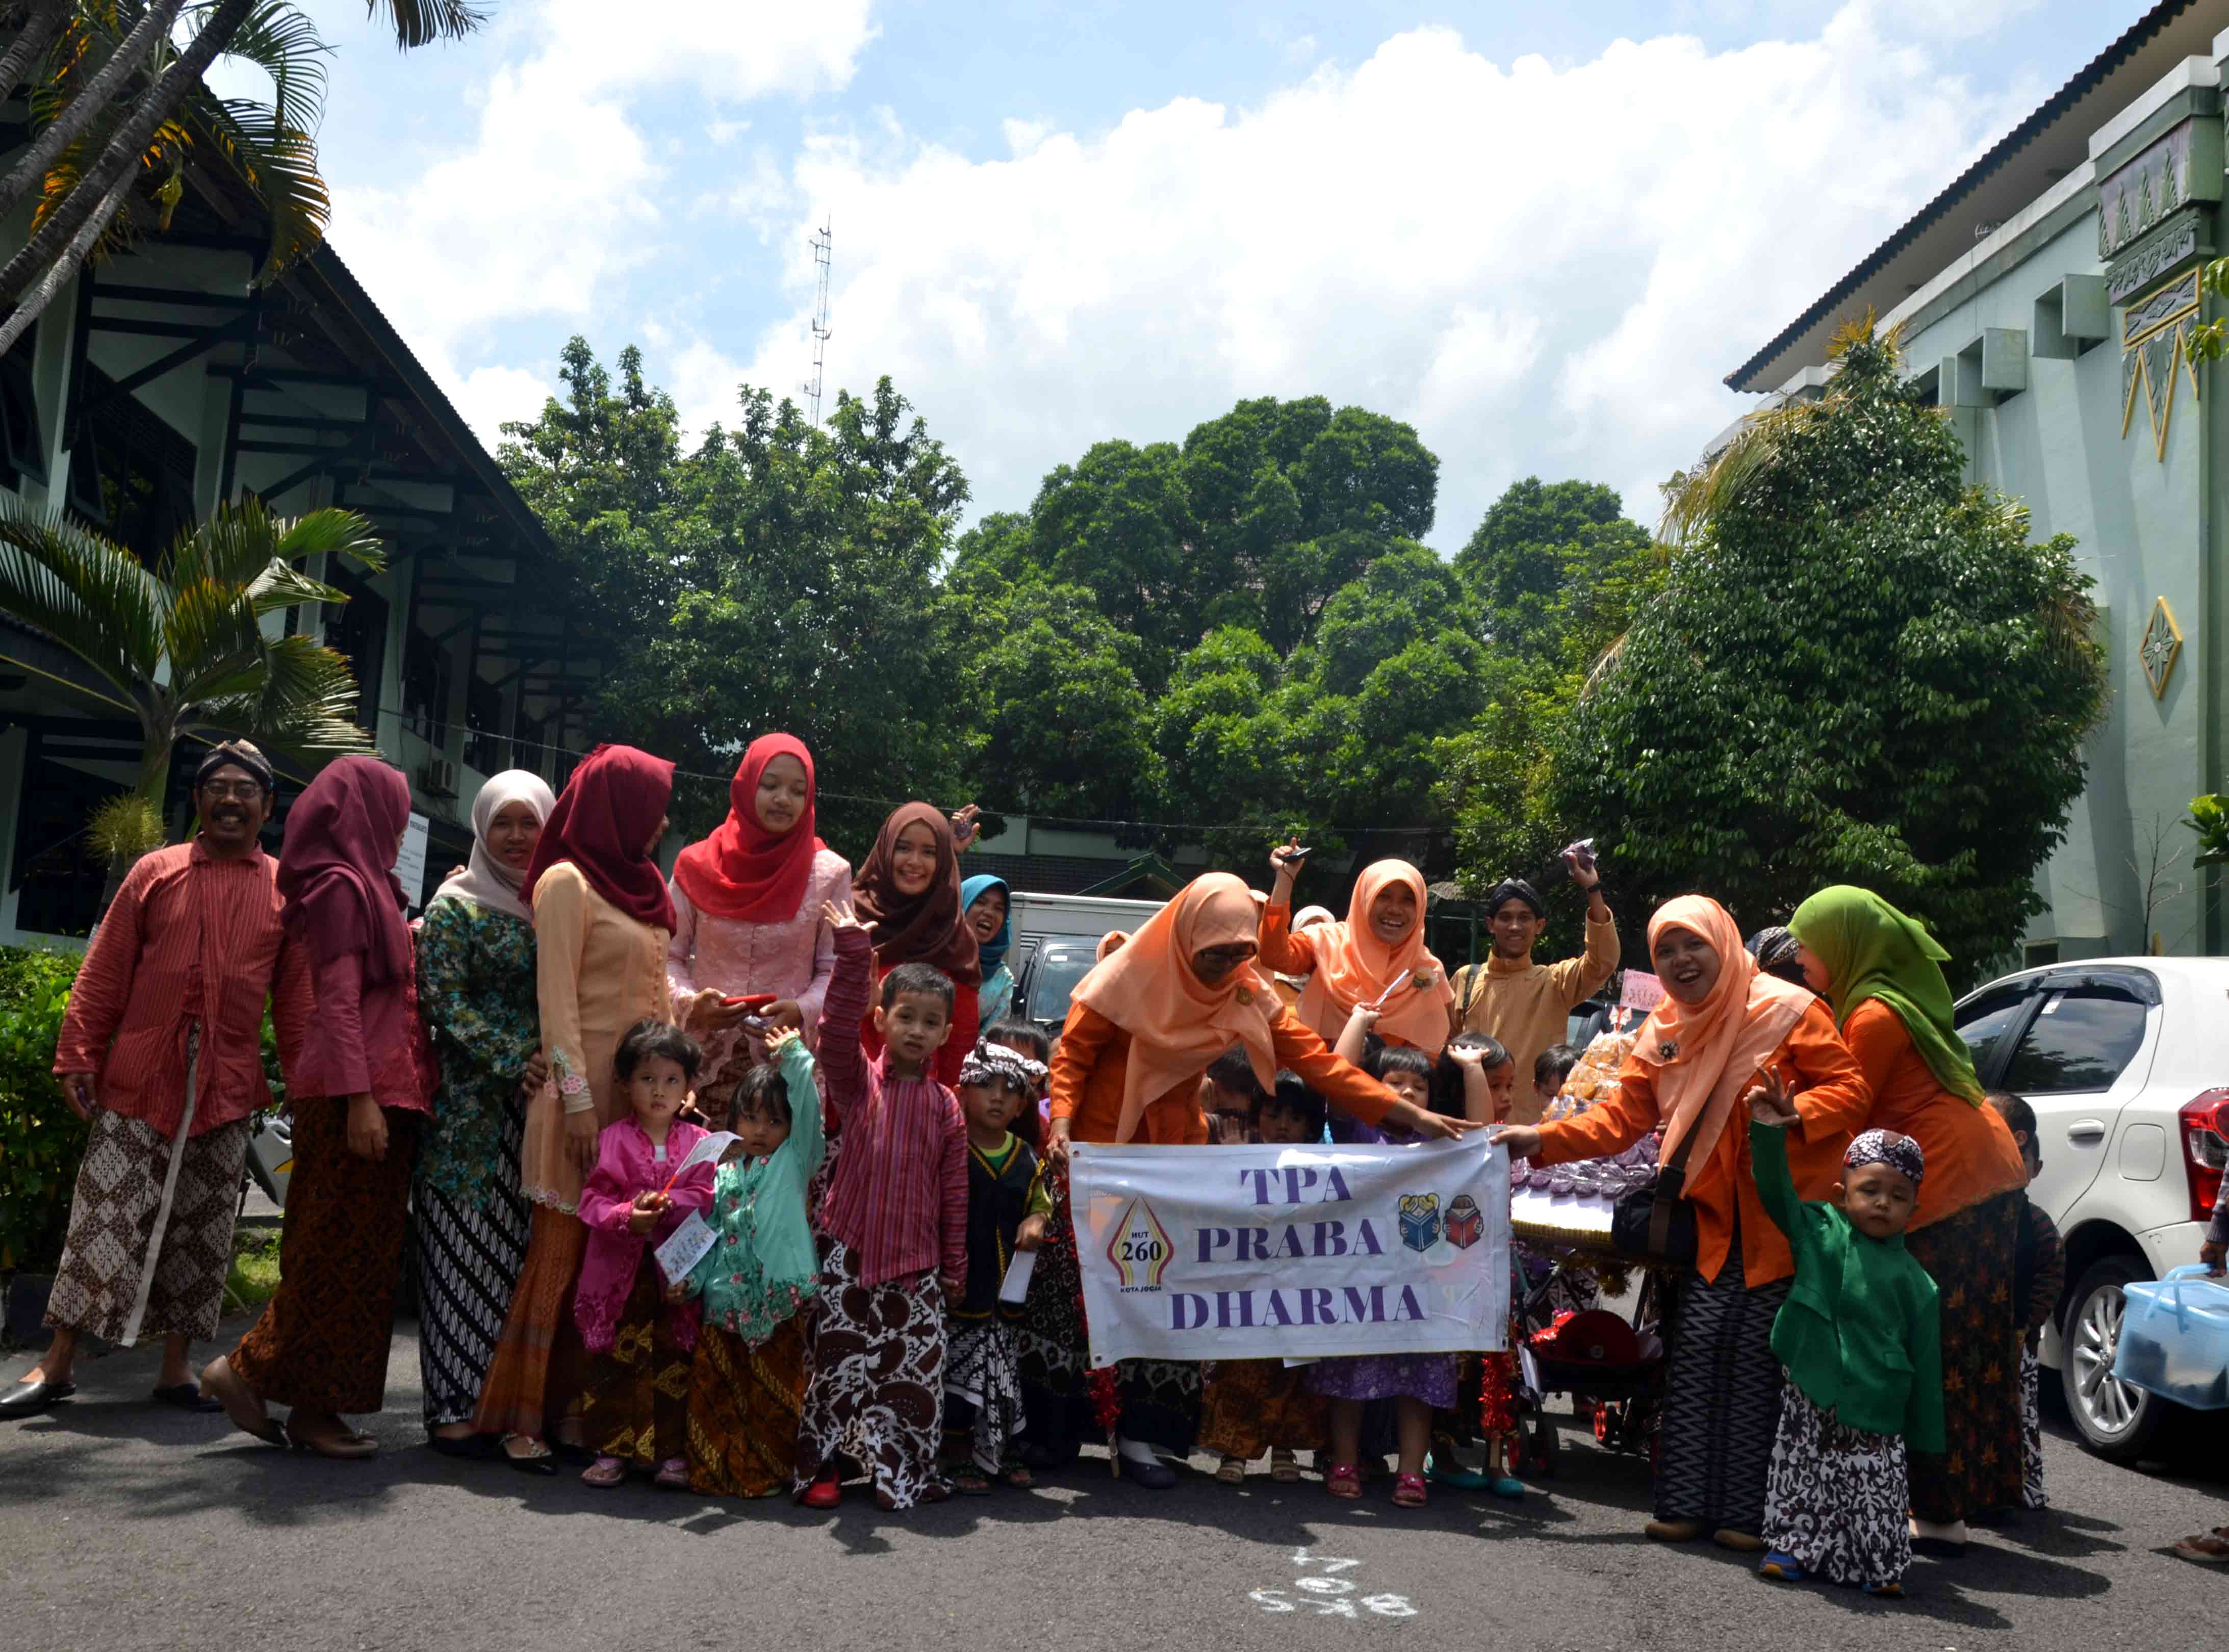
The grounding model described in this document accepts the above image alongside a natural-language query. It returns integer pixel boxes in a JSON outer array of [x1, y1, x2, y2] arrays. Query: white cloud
[[725, 8, 2025, 545], [320, 0, 876, 448]]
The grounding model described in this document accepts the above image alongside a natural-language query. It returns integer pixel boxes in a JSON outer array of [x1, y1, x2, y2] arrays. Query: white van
[[1007, 891, 1165, 1035]]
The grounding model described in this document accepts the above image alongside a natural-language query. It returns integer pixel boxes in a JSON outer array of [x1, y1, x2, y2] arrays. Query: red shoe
[[800, 1472, 842, 1510]]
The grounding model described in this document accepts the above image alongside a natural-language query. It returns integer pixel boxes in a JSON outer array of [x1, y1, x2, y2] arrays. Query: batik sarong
[[796, 1237, 946, 1508]]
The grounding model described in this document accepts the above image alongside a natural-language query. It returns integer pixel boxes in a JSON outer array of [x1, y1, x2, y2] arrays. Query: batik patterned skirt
[[2020, 1339, 2045, 1510], [1017, 1160, 1094, 1456], [1198, 1359, 1328, 1460], [414, 1087, 531, 1428], [1655, 1247, 1788, 1534], [229, 1101, 420, 1414], [46, 1104, 248, 1347], [797, 1238, 947, 1508], [472, 1207, 588, 1439], [1905, 1191, 2022, 1523], [1305, 1352, 1459, 1408], [579, 1256, 695, 1466], [686, 1311, 810, 1497], [1762, 1383, 1912, 1587], [945, 1317, 1027, 1470]]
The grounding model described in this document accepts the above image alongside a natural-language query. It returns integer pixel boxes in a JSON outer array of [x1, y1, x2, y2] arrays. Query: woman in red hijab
[[474, 744, 680, 1469], [208, 756, 432, 1460], [851, 802, 982, 1088], [665, 734, 852, 1100]]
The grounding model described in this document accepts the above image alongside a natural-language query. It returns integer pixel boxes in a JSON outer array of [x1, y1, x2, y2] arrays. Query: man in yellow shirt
[[1448, 848, 1619, 1126]]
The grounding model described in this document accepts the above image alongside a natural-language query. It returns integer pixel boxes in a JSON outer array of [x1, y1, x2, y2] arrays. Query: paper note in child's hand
[[998, 1249, 1036, 1305], [662, 1131, 739, 1189], [655, 1209, 716, 1285]]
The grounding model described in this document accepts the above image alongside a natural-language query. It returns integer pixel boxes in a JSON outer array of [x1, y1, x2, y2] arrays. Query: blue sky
[[245, 0, 2131, 549]]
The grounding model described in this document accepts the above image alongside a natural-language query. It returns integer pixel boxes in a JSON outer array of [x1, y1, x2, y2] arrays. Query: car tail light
[[2180, 1091, 2229, 1223]]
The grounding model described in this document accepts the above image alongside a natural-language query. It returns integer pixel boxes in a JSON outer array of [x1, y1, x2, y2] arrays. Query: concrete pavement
[[5, 1316, 2227, 1651]]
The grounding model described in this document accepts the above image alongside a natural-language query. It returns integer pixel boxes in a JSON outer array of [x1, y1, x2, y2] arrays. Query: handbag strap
[[1647, 1118, 1703, 1257]]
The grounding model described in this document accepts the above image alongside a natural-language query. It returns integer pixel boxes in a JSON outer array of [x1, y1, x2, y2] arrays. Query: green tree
[[1551, 324, 2107, 985], [0, 494, 384, 895], [1454, 476, 1658, 662], [501, 353, 971, 853]]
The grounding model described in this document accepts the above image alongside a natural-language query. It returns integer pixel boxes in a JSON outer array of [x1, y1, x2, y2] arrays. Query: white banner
[[1069, 1138, 1509, 1365]]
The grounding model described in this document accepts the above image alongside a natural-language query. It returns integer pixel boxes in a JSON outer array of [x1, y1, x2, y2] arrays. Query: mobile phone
[[1277, 843, 1313, 863]]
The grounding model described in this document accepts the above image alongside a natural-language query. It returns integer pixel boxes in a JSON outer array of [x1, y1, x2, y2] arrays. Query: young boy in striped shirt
[[796, 899, 968, 1510]]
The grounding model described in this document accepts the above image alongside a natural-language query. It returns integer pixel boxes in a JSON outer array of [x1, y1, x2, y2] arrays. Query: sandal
[[799, 1472, 842, 1510], [999, 1460, 1034, 1488], [1216, 1455, 1247, 1485], [500, 1434, 558, 1476], [2173, 1534, 2229, 1565], [1759, 1553, 1806, 1582], [654, 1457, 689, 1489], [1326, 1462, 1363, 1500], [1391, 1472, 1427, 1509], [1270, 1448, 1300, 1484], [952, 1465, 994, 1496], [580, 1456, 629, 1487]]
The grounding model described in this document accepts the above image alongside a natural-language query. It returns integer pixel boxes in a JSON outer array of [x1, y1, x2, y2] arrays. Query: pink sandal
[[654, 1457, 689, 1489], [1392, 1472, 1427, 1508], [580, 1456, 628, 1487], [1326, 1462, 1363, 1499]]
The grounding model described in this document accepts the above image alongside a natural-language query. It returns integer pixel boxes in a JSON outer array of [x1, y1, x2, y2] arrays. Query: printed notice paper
[[1069, 1138, 1509, 1366], [655, 1210, 716, 1285], [998, 1249, 1037, 1305]]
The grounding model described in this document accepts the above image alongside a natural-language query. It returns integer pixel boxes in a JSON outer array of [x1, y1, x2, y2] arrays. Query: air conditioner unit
[[417, 757, 458, 799]]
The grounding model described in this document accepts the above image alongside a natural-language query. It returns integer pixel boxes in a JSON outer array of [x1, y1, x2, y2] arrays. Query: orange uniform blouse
[[1049, 1000, 1400, 1146], [1532, 998, 1872, 1287], [1842, 999, 2026, 1231]]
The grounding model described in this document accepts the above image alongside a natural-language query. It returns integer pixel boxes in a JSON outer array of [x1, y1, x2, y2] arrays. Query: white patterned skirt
[[2020, 1341, 2046, 1510], [1762, 1381, 1912, 1588], [944, 1317, 1026, 1471]]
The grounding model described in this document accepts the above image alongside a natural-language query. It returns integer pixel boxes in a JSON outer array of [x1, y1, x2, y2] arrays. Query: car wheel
[[2060, 1256, 2171, 1463]]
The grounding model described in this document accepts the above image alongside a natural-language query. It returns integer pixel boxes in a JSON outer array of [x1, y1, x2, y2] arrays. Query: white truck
[[1006, 891, 1166, 1035]]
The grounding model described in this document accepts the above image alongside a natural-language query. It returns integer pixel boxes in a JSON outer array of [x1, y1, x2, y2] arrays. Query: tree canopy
[[1554, 326, 2106, 984]]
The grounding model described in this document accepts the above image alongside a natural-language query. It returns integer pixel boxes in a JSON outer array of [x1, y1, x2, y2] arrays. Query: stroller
[[1498, 1246, 1670, 1479]]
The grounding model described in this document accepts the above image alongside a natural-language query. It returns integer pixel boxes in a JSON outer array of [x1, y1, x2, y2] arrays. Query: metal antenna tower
[[804, 217, 833, 425]]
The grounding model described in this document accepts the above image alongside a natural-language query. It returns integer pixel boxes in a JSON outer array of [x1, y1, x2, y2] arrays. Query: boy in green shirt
[[1748, 1093, 1945, 1598]]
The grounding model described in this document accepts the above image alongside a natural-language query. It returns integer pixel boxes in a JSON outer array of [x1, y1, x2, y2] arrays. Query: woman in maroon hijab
[[474, 744, 679, 1469], [206, 755, 433, 1459], [852, 801, 982, 1088]]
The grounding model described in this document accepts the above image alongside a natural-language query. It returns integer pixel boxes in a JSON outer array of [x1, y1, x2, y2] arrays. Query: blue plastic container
[[2112, 1264, 2229, 1410]]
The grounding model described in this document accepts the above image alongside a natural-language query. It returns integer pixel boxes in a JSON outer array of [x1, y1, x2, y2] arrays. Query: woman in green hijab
[[1789, 886, 2029, 1557]]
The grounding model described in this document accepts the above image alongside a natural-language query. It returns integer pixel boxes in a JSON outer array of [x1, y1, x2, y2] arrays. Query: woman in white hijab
[[413, 770, 557, 1455]]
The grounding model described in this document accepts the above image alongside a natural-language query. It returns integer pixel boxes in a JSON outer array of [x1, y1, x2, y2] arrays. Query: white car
[[1951, 956, 2229, 1462]]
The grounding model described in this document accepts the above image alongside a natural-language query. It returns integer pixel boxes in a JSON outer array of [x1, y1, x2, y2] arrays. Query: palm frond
[[373, 0, 488, 49], [1657, 398, 1820, 549], [191, 631, 371, 763], [0, 495, 166, 695], [245, 557, 350, 618], [271, 506, 388, 572], [214, 0, 330, 135]]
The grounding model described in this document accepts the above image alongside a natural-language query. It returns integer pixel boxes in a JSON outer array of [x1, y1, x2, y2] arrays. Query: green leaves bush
[[0, 945, 85, 1273]]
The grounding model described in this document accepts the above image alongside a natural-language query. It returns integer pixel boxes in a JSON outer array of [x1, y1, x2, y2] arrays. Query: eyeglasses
[[198, 781, 268, 802]]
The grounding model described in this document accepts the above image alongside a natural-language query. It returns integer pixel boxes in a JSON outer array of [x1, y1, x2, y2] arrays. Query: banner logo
[[1398, 1193, 1442, 1254], [1107, 1197, 1175, 1289], [1444, 1194, 1483, 1251]]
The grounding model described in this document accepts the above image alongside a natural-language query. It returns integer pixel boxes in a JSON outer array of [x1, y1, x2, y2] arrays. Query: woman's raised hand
[[1268, 838, 1309, 887], [950, 803, 982, 847]]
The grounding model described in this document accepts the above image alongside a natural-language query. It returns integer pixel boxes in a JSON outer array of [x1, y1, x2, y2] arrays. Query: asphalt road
[[6, 1318, 2228, 1652]]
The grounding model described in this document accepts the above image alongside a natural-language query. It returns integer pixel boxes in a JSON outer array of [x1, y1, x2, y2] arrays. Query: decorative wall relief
[[2100, 118, 2196, 259], [2141, 595, 2184, 701], [2120, 268, 2201, 461]]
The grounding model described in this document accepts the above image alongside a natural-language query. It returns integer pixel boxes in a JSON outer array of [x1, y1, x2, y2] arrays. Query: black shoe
[[1118, 1453, 1177, 1489], [427, 1432, 493, 1460], [0, 1379, 75, 1418], [151, 1383, 223, 1413]]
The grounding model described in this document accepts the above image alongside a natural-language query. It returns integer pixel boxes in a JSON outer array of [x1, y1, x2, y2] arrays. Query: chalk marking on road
[[1253, 1550, 1416, 1619]]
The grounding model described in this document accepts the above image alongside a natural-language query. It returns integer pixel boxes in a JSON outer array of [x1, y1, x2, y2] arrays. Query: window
[[2000, 986, 2150, 1095], [1955, 985, 2034, 1079], [402, 624, 452, 747], [1020, 943, 1099, 1029], [10, 736, 128, 936], [68, 366, 196, 563], [323, 566, 388, 734]]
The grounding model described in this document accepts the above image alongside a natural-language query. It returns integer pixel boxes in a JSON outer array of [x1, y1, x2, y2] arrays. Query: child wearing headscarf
[[962, 874, 1015, 1027], [1259, 856, 1455, 1055], [1748, 1107, 1945, 1599], [852, 802, 982, 1088], [667, 733, 851, 1092], [211, 755, 430, 1459], [944, 1037, 1052, 1492]]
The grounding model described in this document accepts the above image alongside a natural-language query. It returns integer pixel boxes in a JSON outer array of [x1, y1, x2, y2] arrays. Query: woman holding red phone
[[667, 734, 853, 1102]]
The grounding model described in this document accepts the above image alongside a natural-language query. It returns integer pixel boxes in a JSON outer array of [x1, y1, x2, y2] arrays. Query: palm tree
[[0, 1, 486, 351], [0, 492, 387, 896]]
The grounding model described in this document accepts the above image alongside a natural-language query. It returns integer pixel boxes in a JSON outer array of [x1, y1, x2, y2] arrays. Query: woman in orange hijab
[[1259, 854, 1454, 1054], [1043, 872, 1470, 1487], [1496, 895, 1871, 1551]]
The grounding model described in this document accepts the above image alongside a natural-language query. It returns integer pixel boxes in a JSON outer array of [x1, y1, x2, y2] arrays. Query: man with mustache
[[3, 741, 313, 1421]]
